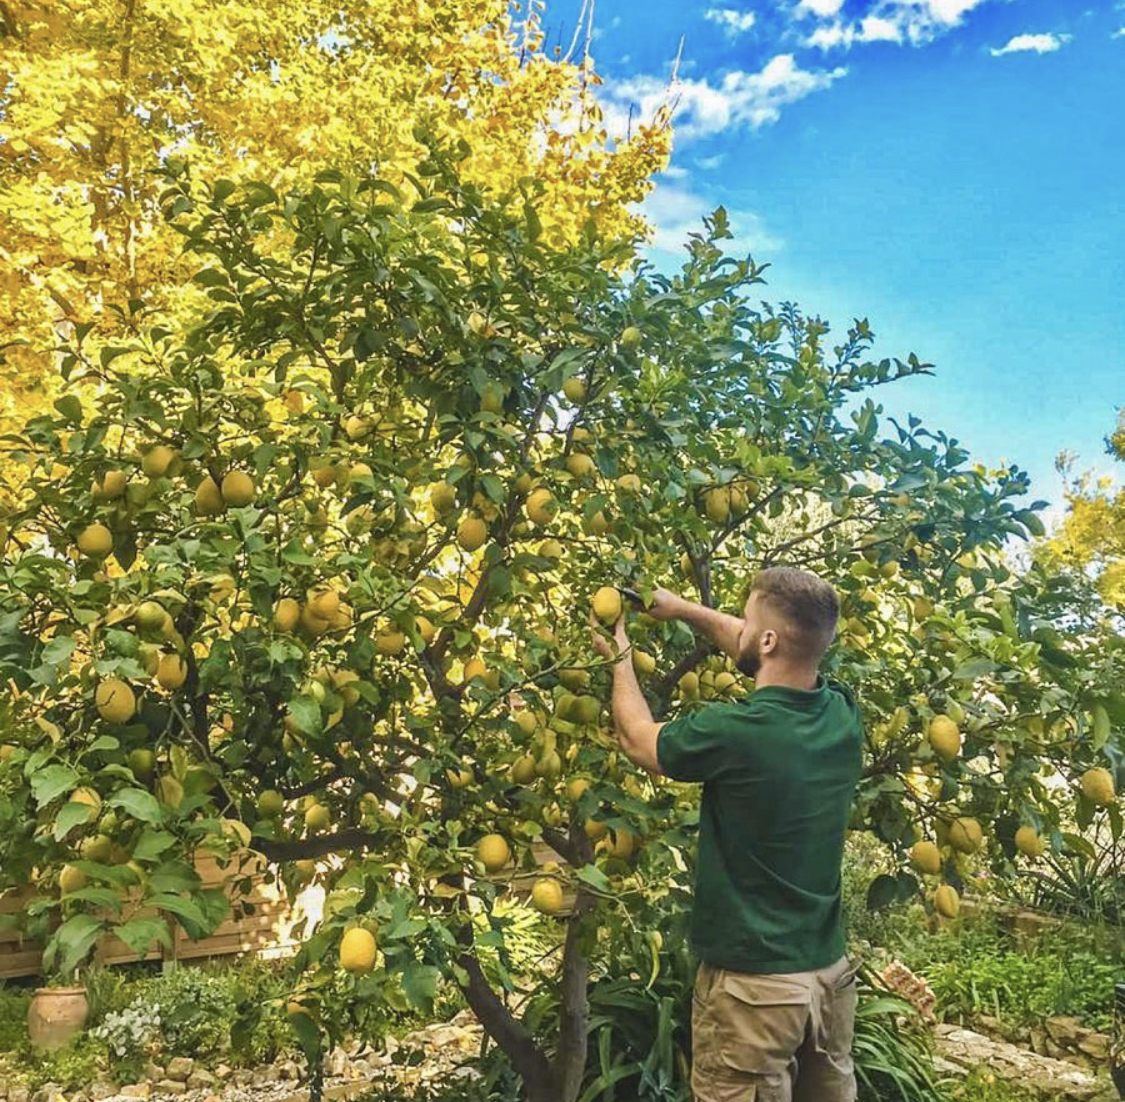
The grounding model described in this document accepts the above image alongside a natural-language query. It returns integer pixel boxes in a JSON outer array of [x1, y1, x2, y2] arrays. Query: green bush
[[21, 1033, 109, 1091], [0, 984, 30, 1052], [896, 915, 1121, 1032]]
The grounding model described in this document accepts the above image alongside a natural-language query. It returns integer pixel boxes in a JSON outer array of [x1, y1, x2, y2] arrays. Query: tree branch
[[253, 828, 383, 862], [455, 926, 553, 1094]]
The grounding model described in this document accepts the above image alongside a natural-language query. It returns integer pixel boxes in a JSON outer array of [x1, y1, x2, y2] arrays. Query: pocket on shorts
[[708, 972, 811, 1076]]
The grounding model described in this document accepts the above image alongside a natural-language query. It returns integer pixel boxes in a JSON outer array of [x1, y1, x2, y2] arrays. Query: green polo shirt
[[657, 677, 864, 974]]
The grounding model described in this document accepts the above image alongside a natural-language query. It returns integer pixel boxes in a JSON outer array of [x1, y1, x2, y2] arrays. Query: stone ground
[[6, 1011, 1121, 1102]]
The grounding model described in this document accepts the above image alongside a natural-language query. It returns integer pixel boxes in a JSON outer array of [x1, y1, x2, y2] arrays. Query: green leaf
[[952, 657, 997, 682], [107, 788, 164, 824], [53, 395, 83, 423], [31, 764, 80, 807], [866, 874, 899, 911], [147, 893, 210, 933], [400, 962, 441, 1013], [49, 913, 104, 976], [287, 695, 323, 736], [575, 864, 613, 895], [53, 800, 96, 840], [112, 916, 172, 955], [132, 829, 177, 862]]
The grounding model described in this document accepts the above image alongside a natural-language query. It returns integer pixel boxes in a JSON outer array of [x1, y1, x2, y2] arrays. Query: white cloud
[[660, 164, 691, 179], [696, 153, 726, 170], [705, 8, 757, 36], [1113, 27, 1125, 38], [801, 0, 997, 50], [990, 32, 1072, 55], [602, 54, 847, 142], [800, 0, 845, 15], [639, 181, 783, 257]]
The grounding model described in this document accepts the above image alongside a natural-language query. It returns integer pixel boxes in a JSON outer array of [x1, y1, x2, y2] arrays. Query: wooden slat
[[0, 855, 301, 979]]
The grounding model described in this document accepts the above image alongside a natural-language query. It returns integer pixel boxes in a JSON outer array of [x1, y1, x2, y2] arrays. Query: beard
[[736, 631, 762, 678]]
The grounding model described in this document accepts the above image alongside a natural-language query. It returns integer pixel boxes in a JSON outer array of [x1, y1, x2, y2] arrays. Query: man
[[590, 566, 864, 1102]]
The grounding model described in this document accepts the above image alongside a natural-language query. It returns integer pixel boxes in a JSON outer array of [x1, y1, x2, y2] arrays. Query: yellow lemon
[[526, 488, 557, 526], [566, 777, 591, 802], [592, 586, 622, 625], [1081, 767, 1115, 806], [273, 597, 301, 633], [948, 817, 983, 855], [257, 790, 284, 818], [59, 865, 88, 894], [704, 487, 731, 524], [141, 445, 177, 479], [511, 755, 537, 785], [616, 473, 642, 493], [910, 840, 942, 876], [156, 654, 187, 691], [339, 927, 377, 974], [305, 803, 331, 833], [566, 452, 596, 479], [531, 877, 564, 915], [194, 476, 225, 514], [633, 650, 656, 676], [221, 470, 255, 507], [933, 884, 960, 919], [92, 470, 127, 501], [477, 834, 511, 873], [1014, 825, 1046, 858], [562, 377, 587, 403], [431, 482, 457, 515], [603, 828, 636, 860], [77, 523, 113, 557], [95, 678, 136, 724], [377, 632, 406, 656], [458, 517, 488, 552], [620, 326, 642, 348], [929, 715, 961, 761]]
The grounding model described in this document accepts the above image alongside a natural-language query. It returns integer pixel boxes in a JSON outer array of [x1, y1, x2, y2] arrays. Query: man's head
[[736, 567, 839, 679]]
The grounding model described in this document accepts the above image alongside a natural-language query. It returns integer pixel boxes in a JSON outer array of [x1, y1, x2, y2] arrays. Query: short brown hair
[[752, 567, 839, 661]]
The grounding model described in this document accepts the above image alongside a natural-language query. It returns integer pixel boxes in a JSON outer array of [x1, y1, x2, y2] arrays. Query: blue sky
[[548, 0, 1124, 513]]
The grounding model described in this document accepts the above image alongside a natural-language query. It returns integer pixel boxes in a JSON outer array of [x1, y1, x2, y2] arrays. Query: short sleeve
[[657, 709, 742, 783]]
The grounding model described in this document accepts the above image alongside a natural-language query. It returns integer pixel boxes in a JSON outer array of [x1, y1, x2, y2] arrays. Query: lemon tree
[[0, 149, 1121, 1102]]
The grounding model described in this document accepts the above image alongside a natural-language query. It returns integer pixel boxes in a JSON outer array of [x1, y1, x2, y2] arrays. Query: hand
[[646, 587, 685, 623], [590, 609, 630, 662]]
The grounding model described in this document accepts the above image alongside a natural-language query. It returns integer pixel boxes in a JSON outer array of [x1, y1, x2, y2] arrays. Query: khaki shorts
[[691, 956, 858, 1102]]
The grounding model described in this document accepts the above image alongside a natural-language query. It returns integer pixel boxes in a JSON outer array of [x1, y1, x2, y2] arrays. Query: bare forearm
[[611, 660, 662, 774], [675, 599, 744, 660]]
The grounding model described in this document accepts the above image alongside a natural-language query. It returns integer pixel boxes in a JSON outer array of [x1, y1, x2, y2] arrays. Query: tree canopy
[[0, 0, 670, 437], [0, 151, 1121, 1102]]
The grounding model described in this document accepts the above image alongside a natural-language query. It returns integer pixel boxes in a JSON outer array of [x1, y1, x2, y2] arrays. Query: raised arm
[[647, 587, 745, 661]]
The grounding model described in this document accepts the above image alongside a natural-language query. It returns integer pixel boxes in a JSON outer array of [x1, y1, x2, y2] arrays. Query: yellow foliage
[[0, 0, 671, 447]]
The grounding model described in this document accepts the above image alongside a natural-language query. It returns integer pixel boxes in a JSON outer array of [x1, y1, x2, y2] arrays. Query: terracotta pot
[[28, 986, 89, 1051]]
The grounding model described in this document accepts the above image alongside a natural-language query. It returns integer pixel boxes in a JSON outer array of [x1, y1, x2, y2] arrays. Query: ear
[[760, 628, 779, 655]]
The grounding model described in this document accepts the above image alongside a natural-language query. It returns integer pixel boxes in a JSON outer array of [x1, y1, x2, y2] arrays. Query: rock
[[143, 1064, 164, 1084], [277, 1061, 300, 1081], [9, 1090, 30, 1102], [325, 1049, 348, 1078], [185, 1070, 215, 1090], [935, 1024, 1108, 1100], [163, 1058, 194, 1083], [203, 1095, 222, 1102], [1079, 1033, 1110, 1060], [118, 1088, 150, 1101], [1046, 1016, 1085, 1049], [153, 1082, 187, 1097], [31, 1086, 64, 1102], [89, 1083, 116, 1102], [232, 1071, 254, 1087], [250, 1067, 279, 1086]]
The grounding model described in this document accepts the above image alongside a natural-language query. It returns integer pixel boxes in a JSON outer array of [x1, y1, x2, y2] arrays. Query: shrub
[[0, 984, 30, 1052]]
